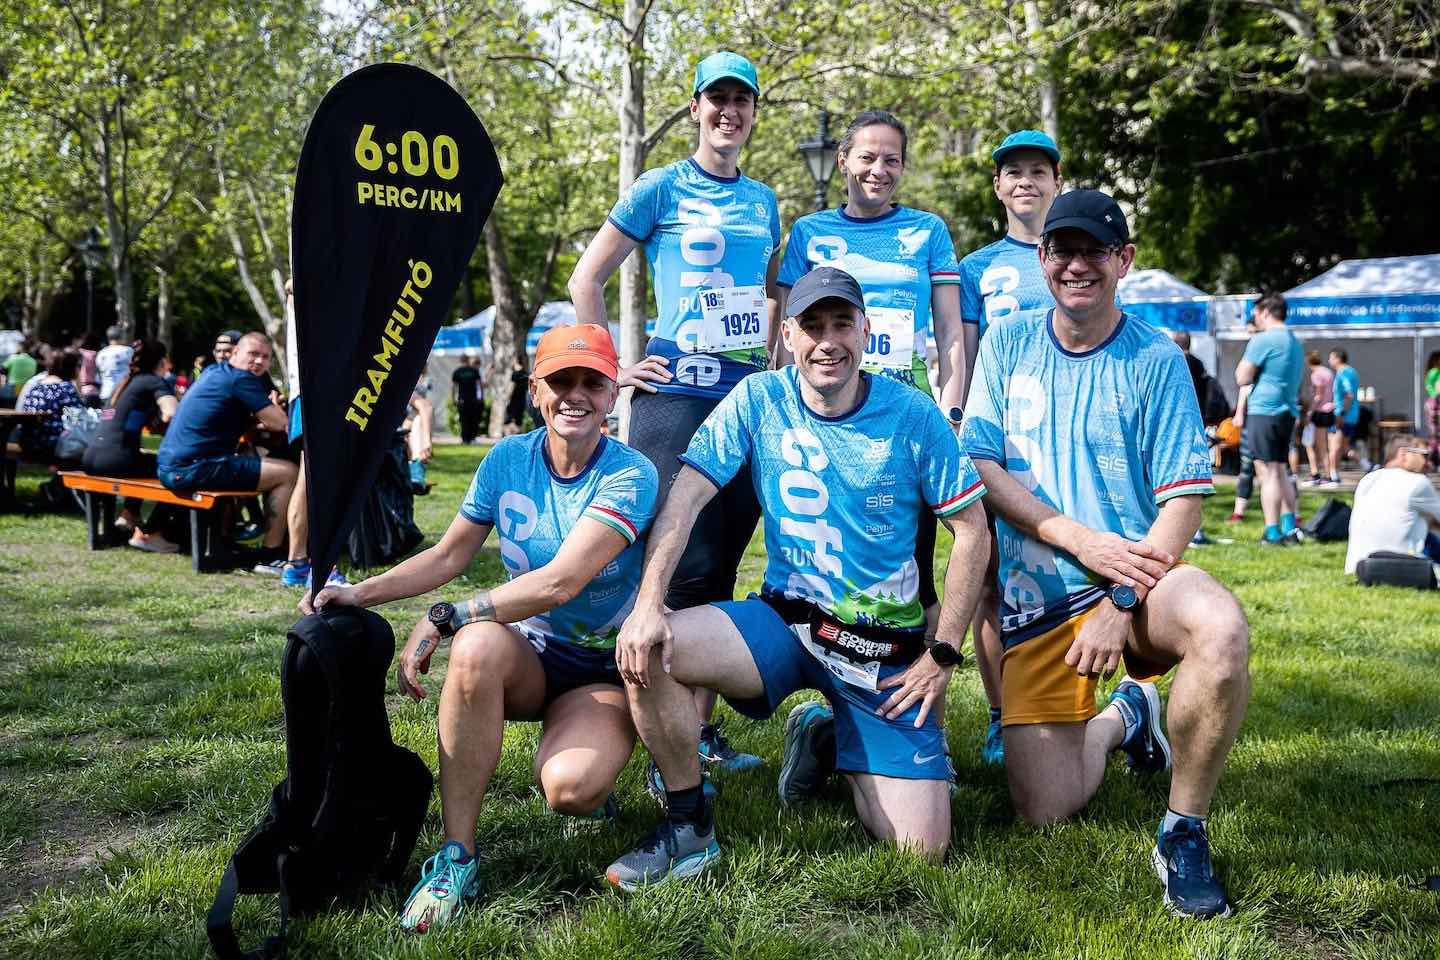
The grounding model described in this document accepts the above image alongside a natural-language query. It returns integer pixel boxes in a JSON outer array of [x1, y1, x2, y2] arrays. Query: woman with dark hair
[[19, 349, 83, 455], [83, 339, 181, 552], [1425, 350, 1439, 468]]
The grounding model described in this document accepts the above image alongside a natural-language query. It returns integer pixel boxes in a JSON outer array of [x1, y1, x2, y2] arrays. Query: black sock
[[665, 782, 711, 831]]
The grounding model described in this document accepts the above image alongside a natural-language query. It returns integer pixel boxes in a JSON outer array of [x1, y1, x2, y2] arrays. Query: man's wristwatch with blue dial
[[1107, 584, 1141, 612]]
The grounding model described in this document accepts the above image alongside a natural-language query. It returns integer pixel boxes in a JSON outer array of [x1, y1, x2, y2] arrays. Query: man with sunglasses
[[962, 189, 1250, 919]]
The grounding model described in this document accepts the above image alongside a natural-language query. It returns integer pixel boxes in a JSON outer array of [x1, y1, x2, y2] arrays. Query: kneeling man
[[609, 267, 989, 888], [963, 189, 1249, 918]]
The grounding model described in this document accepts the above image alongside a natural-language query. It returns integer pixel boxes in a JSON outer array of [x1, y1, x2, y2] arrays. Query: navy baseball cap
[[1043, 189, 1129, 246], [991, 129, 1061, 166], [787, 267, 865, 318], [693, 51, 760, 97]]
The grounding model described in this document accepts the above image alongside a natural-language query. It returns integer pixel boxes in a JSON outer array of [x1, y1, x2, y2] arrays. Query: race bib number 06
[[862, 306, 914, 371], [698, 285, 767, 353]]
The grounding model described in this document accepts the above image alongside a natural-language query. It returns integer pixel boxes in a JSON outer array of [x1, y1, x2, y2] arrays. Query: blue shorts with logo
[[159, 453, 261, 493], [714, 597, 950, 781], [526, 634, 622, 709]]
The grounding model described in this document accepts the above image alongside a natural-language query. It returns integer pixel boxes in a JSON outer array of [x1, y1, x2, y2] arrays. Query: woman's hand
[[396, 615, 442, 701], [618, 356, 672, 394]]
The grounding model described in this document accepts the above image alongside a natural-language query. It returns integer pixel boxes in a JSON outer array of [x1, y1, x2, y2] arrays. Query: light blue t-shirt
[[1241, 326, 1303, 417], [681, 368, 986, 630], [1333, 365, 1361, 424], [608, 158, 781, 401], [459, 430, 659, 651], [778, 205, 960, 394], [962, 309, 1214, 638], [959, 236, 1053, 340]]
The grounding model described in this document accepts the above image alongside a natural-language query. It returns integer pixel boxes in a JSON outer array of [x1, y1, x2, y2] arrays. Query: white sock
[[1161, 807, 1204, 834], [1110, 697, 1139, 746]]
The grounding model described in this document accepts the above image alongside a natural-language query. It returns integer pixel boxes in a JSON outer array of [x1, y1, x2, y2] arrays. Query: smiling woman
[[299, 322, 662, 933]]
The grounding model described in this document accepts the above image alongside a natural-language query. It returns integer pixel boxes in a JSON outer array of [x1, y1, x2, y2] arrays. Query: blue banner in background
[[1277, 294, 1440, 327], [1126, 300, 1208, 332]]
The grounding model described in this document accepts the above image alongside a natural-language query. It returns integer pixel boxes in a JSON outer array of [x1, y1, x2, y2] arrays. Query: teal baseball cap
[[692, 51, 760, 97], [991, 129, 1061, 166]]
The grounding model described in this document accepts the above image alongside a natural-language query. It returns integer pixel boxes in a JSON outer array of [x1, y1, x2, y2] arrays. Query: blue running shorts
[[714, 597, 950, 781]]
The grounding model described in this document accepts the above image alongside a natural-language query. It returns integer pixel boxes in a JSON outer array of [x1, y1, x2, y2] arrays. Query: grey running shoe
[[605, 818, 720, 891], [778, 700, 836, 805]]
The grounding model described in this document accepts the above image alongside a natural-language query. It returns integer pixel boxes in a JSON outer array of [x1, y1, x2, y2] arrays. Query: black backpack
[[1303, 497, 1352, 542], [207, 607, 432, 960], [1356, 551, 1437, 590]]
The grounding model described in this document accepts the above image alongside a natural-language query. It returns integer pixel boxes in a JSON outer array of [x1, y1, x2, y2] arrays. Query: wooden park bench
[[58, 470, 262, 573]]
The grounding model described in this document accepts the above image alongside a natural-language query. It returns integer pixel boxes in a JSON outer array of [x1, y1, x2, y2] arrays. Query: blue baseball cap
[[693, 51, 760, 97], [991, 129, 1061, 166]]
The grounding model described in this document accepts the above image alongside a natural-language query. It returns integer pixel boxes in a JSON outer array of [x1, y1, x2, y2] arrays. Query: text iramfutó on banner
[[345, 259, 432, 431]]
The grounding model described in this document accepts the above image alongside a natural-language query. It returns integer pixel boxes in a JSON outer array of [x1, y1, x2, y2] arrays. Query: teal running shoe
[[558, 793, 619, 837], [981, 715, 1005, 767], [1153, 816, 1233, 918], [699, 720, 762, 772], [399, 841, 481, 933], [605, 818, 720, 891], [777, 701, 835, 805], [1110, 678, 1172, 775]]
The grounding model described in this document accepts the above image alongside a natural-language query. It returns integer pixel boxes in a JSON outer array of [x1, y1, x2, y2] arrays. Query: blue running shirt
[[682, 368, 985, 631], [608, 158, 781, 400], [959, 236, 1053, 340], [459, 430, 659, 651], [1333, 365, 1361, 424], [778, 205, 960, 394], [1241, 327, 1303, 417], [962, 310, 1214, 636]]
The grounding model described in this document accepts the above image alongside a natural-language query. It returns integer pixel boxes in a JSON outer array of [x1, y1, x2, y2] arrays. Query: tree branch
[[642, 103, 692, 157]]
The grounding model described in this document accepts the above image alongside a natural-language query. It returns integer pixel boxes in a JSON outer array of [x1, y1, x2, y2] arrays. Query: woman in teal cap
[[567, 50, 781, 790]]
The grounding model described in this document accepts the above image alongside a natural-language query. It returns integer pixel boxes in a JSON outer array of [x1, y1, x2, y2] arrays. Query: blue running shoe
[[981, 716, 1005, 767], [644, 760, 717, 809], [605, 818, 720, 891], [699, 721, 762, 773], [1110, 678, 1172, 774], [1153, 816, 1233, 918], [280, 560, 311, 588], [325, 567, 350, 588], [777, 701, 835, 805], [399, 841, 481, 933]]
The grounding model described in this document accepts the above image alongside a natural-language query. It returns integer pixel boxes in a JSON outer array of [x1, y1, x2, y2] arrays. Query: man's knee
[[260, 457, 297, 490], [1178, 584, 1250, 684]]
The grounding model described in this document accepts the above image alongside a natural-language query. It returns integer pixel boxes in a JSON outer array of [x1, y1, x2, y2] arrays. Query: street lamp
[[77, 226, 105, 335], [797, 110, 838, 212]]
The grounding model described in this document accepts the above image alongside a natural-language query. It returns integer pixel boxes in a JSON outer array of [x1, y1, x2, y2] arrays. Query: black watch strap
[[928, 641, 964, 667]]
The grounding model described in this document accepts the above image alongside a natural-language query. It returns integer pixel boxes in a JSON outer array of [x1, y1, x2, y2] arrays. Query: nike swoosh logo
[[912, 751, 943, 765]]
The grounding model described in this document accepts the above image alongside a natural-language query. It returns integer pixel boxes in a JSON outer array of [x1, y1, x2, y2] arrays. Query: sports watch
[[428, 601, 463, 638], [944, 405, 965, 427], [928, 640, 964, 668], [1107, 584, 1141, 612]]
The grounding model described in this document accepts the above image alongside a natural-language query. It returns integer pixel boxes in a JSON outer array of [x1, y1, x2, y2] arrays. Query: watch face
[[428, 601, 456, 625], [946, 405, 964, 425], [930, 642, 961, 666], [1111, 585, 1138, 610]]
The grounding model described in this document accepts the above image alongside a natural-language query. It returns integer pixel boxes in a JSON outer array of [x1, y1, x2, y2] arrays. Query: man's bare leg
[[257, 457, 297, 550], [287, 454, 308, 563], [847, 773, 952, 860], [534, 683, 636, 816]]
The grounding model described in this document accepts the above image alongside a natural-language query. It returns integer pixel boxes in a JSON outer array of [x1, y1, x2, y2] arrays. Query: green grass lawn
[[2, 447, 1438, 959]]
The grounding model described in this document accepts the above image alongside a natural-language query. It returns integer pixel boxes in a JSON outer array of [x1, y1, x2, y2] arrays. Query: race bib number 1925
[[698, 285, 767, 352]]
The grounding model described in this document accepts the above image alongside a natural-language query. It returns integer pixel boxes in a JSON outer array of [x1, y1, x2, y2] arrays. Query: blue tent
[[1283, 254, 1440, 327], [431, 302, 652, 356], [1117, 269, 1209, 333]]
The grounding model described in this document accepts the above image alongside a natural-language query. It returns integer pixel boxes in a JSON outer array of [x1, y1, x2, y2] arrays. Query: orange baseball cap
[[532, 324, 619, 381]]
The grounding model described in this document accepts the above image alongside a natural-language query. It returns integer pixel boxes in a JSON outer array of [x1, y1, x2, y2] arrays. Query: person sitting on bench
[[83, 339, 182, 553], [157, 332, 297, 570], [1345, 434, 1440, 576]]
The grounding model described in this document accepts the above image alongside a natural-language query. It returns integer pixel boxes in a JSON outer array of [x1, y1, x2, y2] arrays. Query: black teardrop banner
[[292, 61, 502, 595]]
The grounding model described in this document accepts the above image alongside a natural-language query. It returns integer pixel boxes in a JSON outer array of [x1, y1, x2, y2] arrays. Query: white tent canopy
[[1118, 268, 1216, 375]]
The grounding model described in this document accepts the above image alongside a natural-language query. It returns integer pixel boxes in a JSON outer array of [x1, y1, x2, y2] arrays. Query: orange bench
[[58, 471, 261, 573]]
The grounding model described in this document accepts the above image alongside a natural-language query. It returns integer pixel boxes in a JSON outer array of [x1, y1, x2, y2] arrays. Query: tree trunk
[[484, 214, 529, 438], [1023, 1, 1059, 147], [155, 265, 172, 350], [615, 0, 648, 439]]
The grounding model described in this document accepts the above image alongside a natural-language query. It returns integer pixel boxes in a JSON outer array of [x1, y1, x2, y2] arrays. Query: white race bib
[[862, 306, 914, 371], [697, 285, 767, 353], [791, 623, 881, 692]]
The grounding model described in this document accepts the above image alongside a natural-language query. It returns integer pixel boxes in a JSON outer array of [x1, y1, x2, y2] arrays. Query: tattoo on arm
[[413, 635, 432, 660], [463, 591, 495, 625]]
